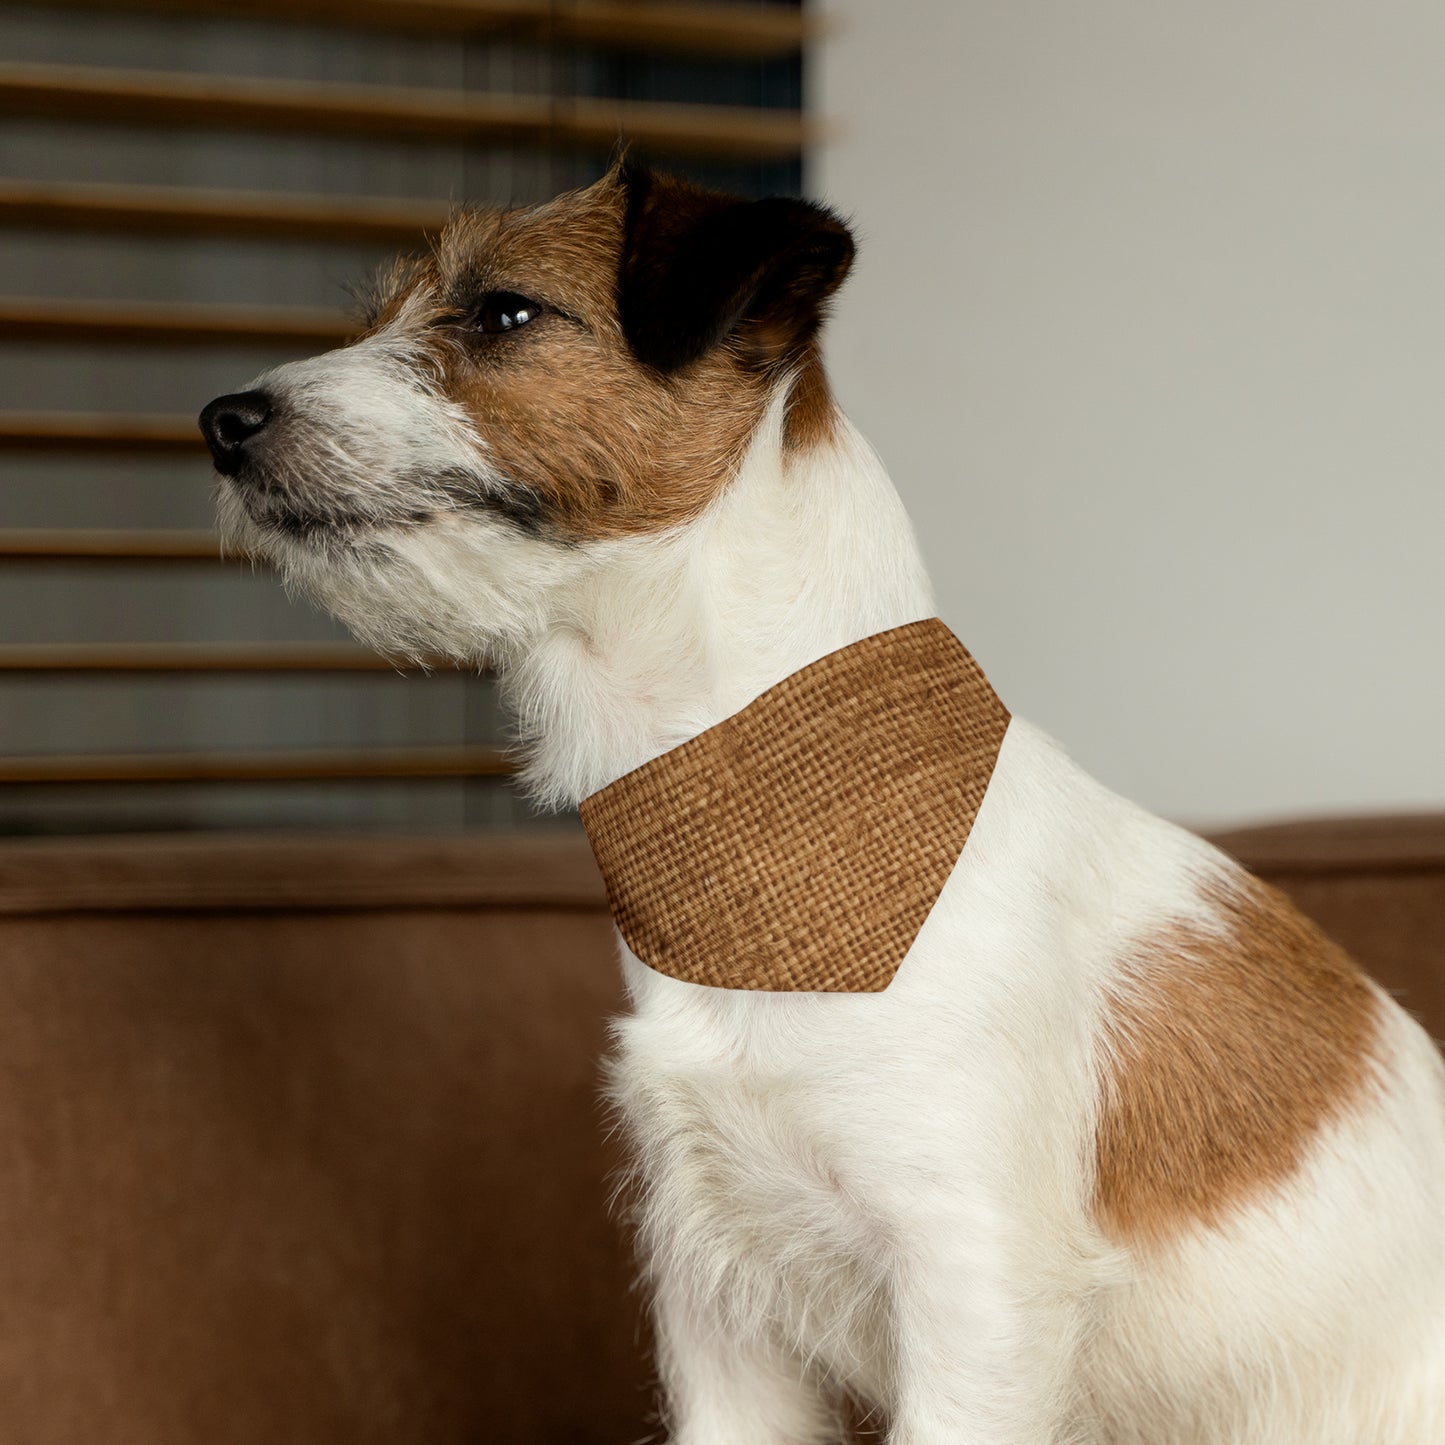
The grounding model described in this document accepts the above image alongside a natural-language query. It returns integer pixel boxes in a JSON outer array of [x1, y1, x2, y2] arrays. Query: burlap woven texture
[[579, 618, 1010, 992]]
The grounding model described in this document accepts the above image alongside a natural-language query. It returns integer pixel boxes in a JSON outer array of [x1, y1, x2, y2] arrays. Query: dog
[[200, 161, 1445, 1444]]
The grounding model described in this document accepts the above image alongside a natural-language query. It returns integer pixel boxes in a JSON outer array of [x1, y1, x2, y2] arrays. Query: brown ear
[[617, 162, 855, 374]]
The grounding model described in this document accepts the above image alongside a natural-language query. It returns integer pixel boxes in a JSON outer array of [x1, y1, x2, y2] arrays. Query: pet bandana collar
[[579, 618, 1010, 992]]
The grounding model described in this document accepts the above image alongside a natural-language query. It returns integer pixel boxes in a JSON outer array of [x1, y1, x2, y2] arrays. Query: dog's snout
[[199, 390, 273, 475]]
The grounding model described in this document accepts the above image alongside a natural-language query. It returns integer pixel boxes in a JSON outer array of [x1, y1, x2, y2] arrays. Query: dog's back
[[613, 705, 1445, 1442]]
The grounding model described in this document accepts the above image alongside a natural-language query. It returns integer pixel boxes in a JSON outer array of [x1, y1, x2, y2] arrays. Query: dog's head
[[200, 163, 854, 662]]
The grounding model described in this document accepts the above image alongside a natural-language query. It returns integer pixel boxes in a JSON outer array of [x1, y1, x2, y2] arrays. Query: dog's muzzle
[[199, 390, 274, 476]]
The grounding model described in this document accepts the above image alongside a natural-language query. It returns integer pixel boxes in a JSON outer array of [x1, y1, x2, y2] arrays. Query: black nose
[[199, 390, 272, 475]]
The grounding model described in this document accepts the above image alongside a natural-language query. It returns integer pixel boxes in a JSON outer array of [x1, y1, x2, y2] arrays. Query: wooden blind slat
[[0, 180, 448, 245], [0, 62, 812, 161], [0, 412, 202, 452], [0, 297, 353, 348], [0, 0, 810, 58], [546, 0, 810, 58], [0, 11, 806, 816], [0, 529, 227, 561], [0, 745, 514, 783], [0, 643, 429, 672]]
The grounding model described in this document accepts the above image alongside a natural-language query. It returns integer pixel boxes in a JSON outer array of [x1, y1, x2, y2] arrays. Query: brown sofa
[[0, 818, 1440, 1443]]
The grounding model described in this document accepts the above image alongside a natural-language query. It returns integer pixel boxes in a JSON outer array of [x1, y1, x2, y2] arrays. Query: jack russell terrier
[[200, 162, 1445, 1444]]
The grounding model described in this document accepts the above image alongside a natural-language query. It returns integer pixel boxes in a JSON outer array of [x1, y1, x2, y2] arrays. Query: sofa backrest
[[0, 833, 648, 1445], [0, 818, 1440, 1442]]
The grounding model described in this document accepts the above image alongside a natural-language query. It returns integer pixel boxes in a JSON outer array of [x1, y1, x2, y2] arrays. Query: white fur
[[220, 347, 1445, 1443]]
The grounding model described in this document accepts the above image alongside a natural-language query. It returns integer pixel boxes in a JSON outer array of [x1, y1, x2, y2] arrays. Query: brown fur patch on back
[[1094, 873, 1382, 1247]]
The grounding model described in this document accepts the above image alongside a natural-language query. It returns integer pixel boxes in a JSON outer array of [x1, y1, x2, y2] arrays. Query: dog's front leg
[[882, 1206, 1092, 1445], [653, 1274, 845, 1445]]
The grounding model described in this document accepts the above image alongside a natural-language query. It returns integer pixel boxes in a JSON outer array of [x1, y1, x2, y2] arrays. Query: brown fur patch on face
[[1093, 872, 1382, 1248], [377, 175, 789, 542], [782, 343, 840, 455], [354, 253, 438, 335]]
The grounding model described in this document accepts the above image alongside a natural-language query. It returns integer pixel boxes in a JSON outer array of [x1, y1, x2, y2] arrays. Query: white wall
[[814, 1, 1445, 827]]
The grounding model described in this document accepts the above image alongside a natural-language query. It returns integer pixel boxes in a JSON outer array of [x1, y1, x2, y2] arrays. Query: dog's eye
[[472, 291, 543, 334]]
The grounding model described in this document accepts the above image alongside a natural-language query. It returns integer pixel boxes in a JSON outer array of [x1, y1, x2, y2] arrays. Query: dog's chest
[[612, 990, 891, 1385]]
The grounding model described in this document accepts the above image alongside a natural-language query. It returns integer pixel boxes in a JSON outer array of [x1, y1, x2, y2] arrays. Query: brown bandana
[[579, 619, 1010, 992]]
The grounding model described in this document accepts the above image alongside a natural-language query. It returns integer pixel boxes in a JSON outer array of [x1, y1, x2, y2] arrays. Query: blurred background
[[2, 0, 1442, 838], [820, 1, 1445, 827], [0, 0, 803, 837]]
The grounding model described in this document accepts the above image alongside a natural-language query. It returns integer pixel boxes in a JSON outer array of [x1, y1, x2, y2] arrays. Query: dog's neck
[[500, 394, 937, 810]]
